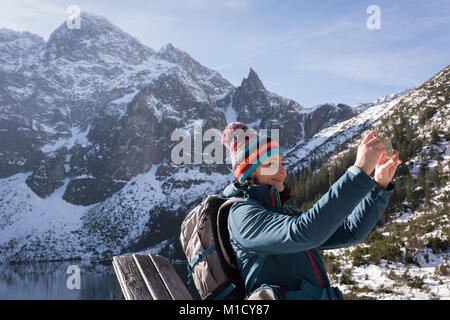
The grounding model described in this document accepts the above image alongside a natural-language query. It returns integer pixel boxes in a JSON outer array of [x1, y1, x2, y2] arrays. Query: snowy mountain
[[288, 65, 450, 300], [284, 88, 413, 171], [1, 11, 448, 300], [0, 28, 45, 72], [0, 12, 359, 263], [352, 88, 414, 114]]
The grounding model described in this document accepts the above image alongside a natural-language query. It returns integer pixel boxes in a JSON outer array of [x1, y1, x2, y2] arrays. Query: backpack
[[180, 193, 249, 300]]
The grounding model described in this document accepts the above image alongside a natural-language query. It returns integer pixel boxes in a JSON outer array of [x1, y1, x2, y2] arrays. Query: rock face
[[44, 12, 154, 64], [233, 68, 306, 148], [26, 148, 67, 198], [304, 103, 356, 139], [0, 28, 45, 71], [232, 68, 358, 148], [0, 12, 370, 263]]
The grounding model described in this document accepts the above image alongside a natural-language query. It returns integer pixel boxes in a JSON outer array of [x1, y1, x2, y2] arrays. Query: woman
[[221, 122, 401, 300]]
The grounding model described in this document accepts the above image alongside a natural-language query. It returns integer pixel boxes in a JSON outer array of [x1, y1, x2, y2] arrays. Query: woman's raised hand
[[353, 130, 386, 176], [374, 150, 402, 188]]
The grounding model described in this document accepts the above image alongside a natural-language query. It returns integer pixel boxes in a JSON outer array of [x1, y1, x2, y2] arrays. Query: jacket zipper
[[270, 185, 325, 288], [269, 185, 281, 207], [306, 250, 325, 288]]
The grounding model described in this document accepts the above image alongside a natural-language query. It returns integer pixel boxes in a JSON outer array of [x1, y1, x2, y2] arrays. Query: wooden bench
[[112, 254, 193, 300]]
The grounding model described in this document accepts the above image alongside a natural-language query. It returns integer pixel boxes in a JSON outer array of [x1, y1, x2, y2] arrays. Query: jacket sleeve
[[228, 165, 378, 255], [317, 180, 395, 250]]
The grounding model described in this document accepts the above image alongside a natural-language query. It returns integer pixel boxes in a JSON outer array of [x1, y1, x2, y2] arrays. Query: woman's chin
[[274, 182, 284, 192]]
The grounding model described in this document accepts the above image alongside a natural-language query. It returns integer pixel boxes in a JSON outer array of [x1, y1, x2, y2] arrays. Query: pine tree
[[431, 126, 440, 145], [405, 121, 414, 142], [424, 180, 431, 208], [406, 173, 415, 205], [329, 164, 337, 186]]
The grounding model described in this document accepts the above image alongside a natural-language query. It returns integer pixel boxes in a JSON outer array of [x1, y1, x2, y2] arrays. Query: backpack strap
[[217, 190, 266, 293], [218, 193, 267, 295], [187, 246, 217, 284], [217, 197, 249, 269]]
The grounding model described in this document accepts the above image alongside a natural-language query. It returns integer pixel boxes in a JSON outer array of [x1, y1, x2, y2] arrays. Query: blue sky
[[1, 0, 449, 107]]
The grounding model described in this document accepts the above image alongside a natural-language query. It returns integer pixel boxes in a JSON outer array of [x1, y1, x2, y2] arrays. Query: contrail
[[213, 20, 354, 70]]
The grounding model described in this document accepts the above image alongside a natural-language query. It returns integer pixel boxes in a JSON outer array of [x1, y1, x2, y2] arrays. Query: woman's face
[[250, 154, 287, 192]]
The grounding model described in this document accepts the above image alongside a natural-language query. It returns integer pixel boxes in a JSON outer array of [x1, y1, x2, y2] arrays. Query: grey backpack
[[180, 194, 249, 300]]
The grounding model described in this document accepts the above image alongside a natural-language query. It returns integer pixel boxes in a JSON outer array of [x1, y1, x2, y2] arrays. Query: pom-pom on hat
[[222, 122, 283, 183]]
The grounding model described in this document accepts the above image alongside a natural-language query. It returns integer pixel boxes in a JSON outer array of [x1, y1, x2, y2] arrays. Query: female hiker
[[220, 122, 402, 300]]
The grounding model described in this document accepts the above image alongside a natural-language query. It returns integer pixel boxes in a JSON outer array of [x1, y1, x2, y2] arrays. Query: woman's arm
[[317, 148, 401, 249], [228, 165, 377, 255], [317, 180, 395, 250]]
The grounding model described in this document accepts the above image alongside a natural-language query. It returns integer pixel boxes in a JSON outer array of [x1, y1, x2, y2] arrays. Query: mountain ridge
[[0, 12, 430, 268]]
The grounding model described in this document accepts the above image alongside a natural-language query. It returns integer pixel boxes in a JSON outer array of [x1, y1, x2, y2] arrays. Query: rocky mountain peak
[[48, 12, 125, 41], [158, 43, 184, 58], [303, 102, 356, 138], [0, 28, 45, 71], [240, 67, 266, 92], [0, 28, 44, 43], [45, 11, 153, 63], [1, 11, 435, 272], [156, 42, 209, 76], [157, 42, 195, 66]]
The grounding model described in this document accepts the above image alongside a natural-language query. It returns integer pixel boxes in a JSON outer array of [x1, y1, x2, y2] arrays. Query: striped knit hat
[[222, 122, 283, 183]]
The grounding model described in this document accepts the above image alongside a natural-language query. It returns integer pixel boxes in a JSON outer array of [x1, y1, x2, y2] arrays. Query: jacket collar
[[222, 181, 293, 208]]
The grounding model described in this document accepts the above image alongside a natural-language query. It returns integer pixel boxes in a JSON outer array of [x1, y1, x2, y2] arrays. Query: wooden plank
[[112, 255, 153, 300], [132, 254, 173, 300], [149, 254, 193, 300], [112, 257, 132, 300]]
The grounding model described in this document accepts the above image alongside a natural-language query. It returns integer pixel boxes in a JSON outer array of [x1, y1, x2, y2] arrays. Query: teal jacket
[[222, 165, 395, 299]]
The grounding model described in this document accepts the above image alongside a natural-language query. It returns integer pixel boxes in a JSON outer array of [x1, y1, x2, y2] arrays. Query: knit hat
[[222, 122, 283, 183]]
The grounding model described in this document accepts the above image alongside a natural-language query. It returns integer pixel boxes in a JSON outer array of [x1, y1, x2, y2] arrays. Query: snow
[[0, 172, 94, 248], [347, 260, 450, 300], [109, 89, 138, 106], [285, 93, 406, 170], [122, 239, 170, 256], [444, 141, 450, 161], [41, 125, 91, 152], [39, 123, 58, 134], [224, 99, 238, 124], [329, 242, 450, 300], [303, 66, 450, 299], [1, 14, 448, 301]]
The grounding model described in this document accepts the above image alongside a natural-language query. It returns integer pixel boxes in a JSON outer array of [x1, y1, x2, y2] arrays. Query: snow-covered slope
[[284, 88, 412, 171], [0, 12, 360, 264], [313, 65, 450, 300], [1, 10, 447, 277]]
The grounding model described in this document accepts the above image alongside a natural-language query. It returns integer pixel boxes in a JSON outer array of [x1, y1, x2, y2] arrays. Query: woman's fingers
[[380, 158, 396, 171], [367, 139, 385, 150], [362, 130, 378, 144], [391, 151, 401, 164], [377, 151, 388, 165], [382, 157, 402, 172]]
